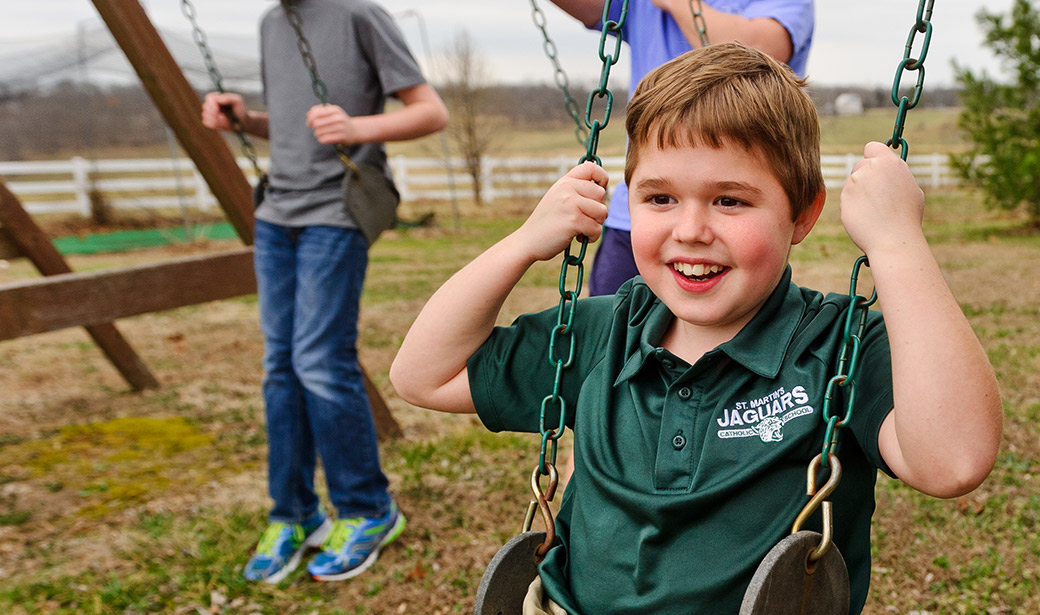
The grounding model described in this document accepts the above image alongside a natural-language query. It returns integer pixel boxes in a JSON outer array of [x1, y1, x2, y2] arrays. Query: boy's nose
[[673, 203, 715, 244]]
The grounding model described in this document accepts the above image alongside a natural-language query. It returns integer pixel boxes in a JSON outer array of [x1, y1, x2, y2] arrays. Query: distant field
[[13, 105, 963, 164], [818, 107, 966, 154], [387, 106, 966, 159]]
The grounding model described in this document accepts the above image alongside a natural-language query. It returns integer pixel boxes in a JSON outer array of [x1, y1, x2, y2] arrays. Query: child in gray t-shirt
[[201, 0, 447, 584]]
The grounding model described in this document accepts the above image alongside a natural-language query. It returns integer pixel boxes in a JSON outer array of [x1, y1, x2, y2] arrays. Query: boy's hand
[[306, 104, 360, 145], [516, 162, 609, 262], [201, 92, 247, 132], [839, 141, 925, 257]]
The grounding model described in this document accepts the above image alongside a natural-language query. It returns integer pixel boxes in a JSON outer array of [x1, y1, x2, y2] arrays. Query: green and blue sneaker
[[243, 515, 332, 584], [307, 501, 406, 581]]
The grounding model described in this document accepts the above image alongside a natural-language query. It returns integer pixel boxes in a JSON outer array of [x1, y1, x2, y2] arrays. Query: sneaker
[[307, 501, 406, 581], [243, 515, 332, 584]]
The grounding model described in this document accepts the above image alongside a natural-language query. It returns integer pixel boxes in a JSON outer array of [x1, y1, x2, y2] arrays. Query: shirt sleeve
[[356, 4, 427, 97], [844, 309, 896, 477], [468, 296, 615, 434], [736, 0, 815, 66]]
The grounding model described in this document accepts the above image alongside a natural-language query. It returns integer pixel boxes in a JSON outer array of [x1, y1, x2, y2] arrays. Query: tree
[[439, 30, 498, 206], [952, 0, 1040, 228]]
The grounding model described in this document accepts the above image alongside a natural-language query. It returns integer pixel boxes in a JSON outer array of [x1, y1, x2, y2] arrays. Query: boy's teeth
[[674, 263, 722, 277]]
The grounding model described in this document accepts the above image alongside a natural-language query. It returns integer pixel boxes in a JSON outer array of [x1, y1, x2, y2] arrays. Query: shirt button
[[662, 359, 674, 369], [672, 433, 687, 450], [677, 387, 692, 400]]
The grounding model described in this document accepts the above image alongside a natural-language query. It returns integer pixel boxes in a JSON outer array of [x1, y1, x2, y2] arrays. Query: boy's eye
[[715, 196, 747, 209], [650, 194, 676, 206]]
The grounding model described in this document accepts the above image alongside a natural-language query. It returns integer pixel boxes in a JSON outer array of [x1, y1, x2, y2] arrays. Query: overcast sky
[[1, 1, 1018, 90]]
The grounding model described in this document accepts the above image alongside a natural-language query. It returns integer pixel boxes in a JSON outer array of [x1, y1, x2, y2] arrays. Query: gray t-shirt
[[258, 0, 426, 228]]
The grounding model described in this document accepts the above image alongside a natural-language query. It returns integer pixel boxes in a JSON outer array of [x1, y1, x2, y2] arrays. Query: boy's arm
[[841, 142, 1003, 499], [305, 83, 449, 146], [650, 0, 794, 61], [548, 0, 605, 27], [201, 92, 270, 139], [390, 162, 609, 413]]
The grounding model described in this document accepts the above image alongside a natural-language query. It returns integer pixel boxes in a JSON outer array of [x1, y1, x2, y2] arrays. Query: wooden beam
[[0, 245, 401, 437], [0, 248, 257, 339], [90, 0, 255, 244], [0, 228, 23, 260], [363, 370, 403, 440], [0, 180, 159, 390]]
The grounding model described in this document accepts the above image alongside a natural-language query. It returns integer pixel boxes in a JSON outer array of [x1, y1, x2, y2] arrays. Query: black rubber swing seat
[[740, 530, 850, 615]]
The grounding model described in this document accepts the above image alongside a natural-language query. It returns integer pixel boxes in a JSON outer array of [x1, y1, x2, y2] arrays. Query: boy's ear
[[791, 188, 826, 245]]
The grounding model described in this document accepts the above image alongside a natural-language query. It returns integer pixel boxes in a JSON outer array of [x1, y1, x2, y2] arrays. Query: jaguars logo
[[755, 417, 784, 442]]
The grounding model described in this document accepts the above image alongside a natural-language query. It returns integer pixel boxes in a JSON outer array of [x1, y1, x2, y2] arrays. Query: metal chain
[[817, 256, 877, 465], [687, 0, 711, 48], [887, 0, 934, 160], [280, 0, 361, 174], [815, 0, 934, 470], [524, 0, 630, 559], [792, 2, 937, 557], [579, 1, 629, 167], [529, 0, 590, 147], [179, 0, 265, 180]]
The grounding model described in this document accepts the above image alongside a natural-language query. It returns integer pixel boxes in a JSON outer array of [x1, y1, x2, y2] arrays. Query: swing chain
[[687, 0, 711, 48], [526, 0, 629, 558], [818, 256, 877, 464], [800, 0, 935, 563], [282, 1, 328, 104], [821, 0, 935, 465], [529, 0, 590, 147], [580, 0, 629, 167], [280, 0, 361, 175], [180, 0, 265, 180], [887, 0, 934, 160], [535, 0, 629, 475]]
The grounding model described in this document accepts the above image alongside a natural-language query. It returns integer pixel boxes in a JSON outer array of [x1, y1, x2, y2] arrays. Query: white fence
[[0, 152, 965, 217]]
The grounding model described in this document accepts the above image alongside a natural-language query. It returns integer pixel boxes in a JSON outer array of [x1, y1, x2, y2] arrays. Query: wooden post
[[90, 0, 255, 244], [0, 180, 159, 390], [363, 371, 403, 440]]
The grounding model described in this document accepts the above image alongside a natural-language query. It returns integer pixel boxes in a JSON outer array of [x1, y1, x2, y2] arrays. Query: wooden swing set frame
[[0, 0, 400, 438]]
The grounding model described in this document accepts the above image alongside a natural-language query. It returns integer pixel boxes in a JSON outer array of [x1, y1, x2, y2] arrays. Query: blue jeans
[[254, 220, 390, 523], [588, 227, 640, 296]]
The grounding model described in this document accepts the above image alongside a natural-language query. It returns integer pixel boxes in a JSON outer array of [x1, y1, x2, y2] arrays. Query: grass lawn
[[1, 110, 1038, 614]]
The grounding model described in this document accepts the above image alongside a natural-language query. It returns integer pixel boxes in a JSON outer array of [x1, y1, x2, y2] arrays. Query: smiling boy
[[390, 43, 1002, 614]]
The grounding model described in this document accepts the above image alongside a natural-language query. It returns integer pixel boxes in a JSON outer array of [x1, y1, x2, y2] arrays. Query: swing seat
[[473, 531, 549, 615], [739, 530, 850, 615]]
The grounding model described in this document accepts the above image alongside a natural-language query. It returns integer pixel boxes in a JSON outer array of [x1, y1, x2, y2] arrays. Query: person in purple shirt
[[547, 0, 815, 485], [551, 0, 815, 297]]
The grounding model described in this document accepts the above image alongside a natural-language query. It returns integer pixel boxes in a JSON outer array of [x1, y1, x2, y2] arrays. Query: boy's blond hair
[[625, 43, 823, 219]]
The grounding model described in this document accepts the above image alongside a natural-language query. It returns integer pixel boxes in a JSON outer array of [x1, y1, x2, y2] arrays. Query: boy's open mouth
[[673, 262, 726, 282]]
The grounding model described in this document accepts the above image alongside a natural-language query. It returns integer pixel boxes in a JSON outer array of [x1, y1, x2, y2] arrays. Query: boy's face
[[628, 138, 820, 343]]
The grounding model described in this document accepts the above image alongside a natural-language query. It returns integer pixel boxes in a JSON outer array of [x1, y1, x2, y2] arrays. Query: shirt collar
[[719, 266, 803, 378], [615, 266, 804, 384]]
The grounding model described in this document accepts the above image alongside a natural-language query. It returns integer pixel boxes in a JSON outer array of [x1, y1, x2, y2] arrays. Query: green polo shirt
[[468, 267, 894, 615]]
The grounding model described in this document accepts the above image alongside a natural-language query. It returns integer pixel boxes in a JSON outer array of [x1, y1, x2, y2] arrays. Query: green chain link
[[529, 0, 590, 147], [180, 0, 266, 181], [887, 0, 934, 160], [820, 0, 935, 467], [535, 0, 629, 477], [579, 1, 628, 167], [818, 256, 877, 463], [687, 0, 711, 48]]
